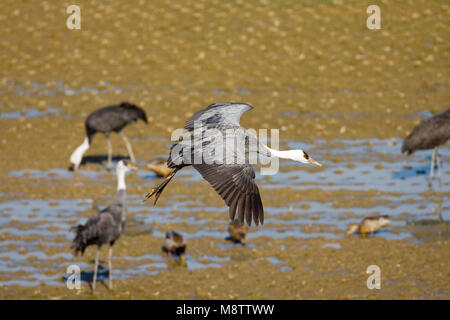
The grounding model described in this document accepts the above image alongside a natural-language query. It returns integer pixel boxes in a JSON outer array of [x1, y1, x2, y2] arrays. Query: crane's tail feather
[[70, 224, 89, 255], [144, 169, 179, 205]]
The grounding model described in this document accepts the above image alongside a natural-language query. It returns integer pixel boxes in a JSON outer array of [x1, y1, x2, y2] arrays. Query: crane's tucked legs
[[119, 132, 136, 163], [108, 246, 113, 290], [106, 136, 113, 169], [92, 248, 100, 293], [144, 169, 179, 205]]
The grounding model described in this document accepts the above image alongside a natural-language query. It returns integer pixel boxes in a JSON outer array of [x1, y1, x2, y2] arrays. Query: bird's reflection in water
[[81, 263, 109, 282], [166, 255, 187, 270], [394, 156, 443, 183], [62, 263, 110, 291], [406, 196, 449, 242], [123, 218, 154, 237]]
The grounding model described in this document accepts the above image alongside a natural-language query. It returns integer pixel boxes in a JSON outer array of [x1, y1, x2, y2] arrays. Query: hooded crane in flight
[[144, 103, 322, 226], [71, 160, 137, 292], [69, 102, 147, 171], [402, 108, 450, 185]]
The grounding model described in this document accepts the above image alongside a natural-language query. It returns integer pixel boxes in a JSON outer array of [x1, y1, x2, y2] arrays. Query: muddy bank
[[0, 235, 448, 299]]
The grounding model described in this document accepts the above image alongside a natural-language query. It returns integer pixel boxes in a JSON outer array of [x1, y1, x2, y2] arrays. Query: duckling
[[147, 159, 174, 178], [162, 231, 186, 261], [346, 215, 391, 236], [226, 220, 248, 245]]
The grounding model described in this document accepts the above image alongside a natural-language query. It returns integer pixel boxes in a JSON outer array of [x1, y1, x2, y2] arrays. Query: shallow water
[[0, 108, 60, 119], [0, 79, 133, 98], [0, 137, 448, 287]]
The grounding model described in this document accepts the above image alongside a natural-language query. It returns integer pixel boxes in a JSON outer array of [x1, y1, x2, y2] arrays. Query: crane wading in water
[[69, 102, 148, 171], [144, 103, 322, 226], [70, 160, 137, 292], [402, 108, 450, 185]]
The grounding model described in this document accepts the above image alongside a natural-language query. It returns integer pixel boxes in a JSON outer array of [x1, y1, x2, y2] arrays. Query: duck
[[346, 215, 391, 236], [226, 220, 248, 245], [147, 158, 174, 178], [162, 231, 186, 261]]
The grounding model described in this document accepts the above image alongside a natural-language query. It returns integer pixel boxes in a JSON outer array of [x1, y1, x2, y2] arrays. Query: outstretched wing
[[193, 163, 264, 226], [184, 103, 253, 131], [168, 103, 254, 168]]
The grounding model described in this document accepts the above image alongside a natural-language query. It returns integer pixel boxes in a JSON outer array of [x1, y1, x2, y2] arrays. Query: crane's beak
[[128, 164, 139, 171], [308, 157, 322, 167]]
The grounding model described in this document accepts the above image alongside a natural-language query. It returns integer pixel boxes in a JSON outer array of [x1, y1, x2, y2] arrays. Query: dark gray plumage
[[69, 102, 147, 170], [144, 103, 322, 227], [70, 160, 136, 292], [402, 108, 450, 185], [71, 190, 126, 255], [402, 108, 450, 155], [146, 103, 264, 226], [85, 102, 148, 142]]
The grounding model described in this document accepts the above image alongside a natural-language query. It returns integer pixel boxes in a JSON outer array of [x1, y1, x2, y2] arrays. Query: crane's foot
[[144, 185, 163, 205], [144, 170, 177, 205]]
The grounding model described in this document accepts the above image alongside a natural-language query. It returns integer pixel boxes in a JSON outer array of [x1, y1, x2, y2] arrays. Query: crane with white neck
[[144, 103, 322, 226], [70, 160, 137, 292], [69, 102, 147, 171]]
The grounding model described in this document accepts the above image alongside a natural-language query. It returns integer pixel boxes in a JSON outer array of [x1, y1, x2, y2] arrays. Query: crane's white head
[[116, 160, 138, 173], [116, 160, 138, 191], [290, 150, 322, 167]]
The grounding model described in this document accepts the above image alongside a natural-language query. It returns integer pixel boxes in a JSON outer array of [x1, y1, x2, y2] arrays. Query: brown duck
[[162, 231, 186, 260], [346, 215, 391, 236], [226, 220, 248, 245], [147, 158, 174, 178]]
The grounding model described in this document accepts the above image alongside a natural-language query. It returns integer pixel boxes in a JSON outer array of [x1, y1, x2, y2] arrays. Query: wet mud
[[0, 0, 449, 299]]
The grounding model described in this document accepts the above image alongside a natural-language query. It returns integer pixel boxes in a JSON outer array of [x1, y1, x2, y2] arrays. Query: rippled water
[[0, 138, 448, 286], [0, 79, 132, 97], [0, 108, 60, 119]]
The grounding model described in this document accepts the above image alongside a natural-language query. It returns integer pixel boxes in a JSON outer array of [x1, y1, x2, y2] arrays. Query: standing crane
[[70, 160, 137, 292], [144, 103, 322, 226], [402, 108, 450, 185], [69, 102, 147, 171]]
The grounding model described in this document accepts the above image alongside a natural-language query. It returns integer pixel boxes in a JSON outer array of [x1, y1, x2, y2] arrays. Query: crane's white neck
[[262, 145, 300, 161], [117, 169, 127, 191], [259, 142, 320, 166], [70, 137, 90, 168]]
